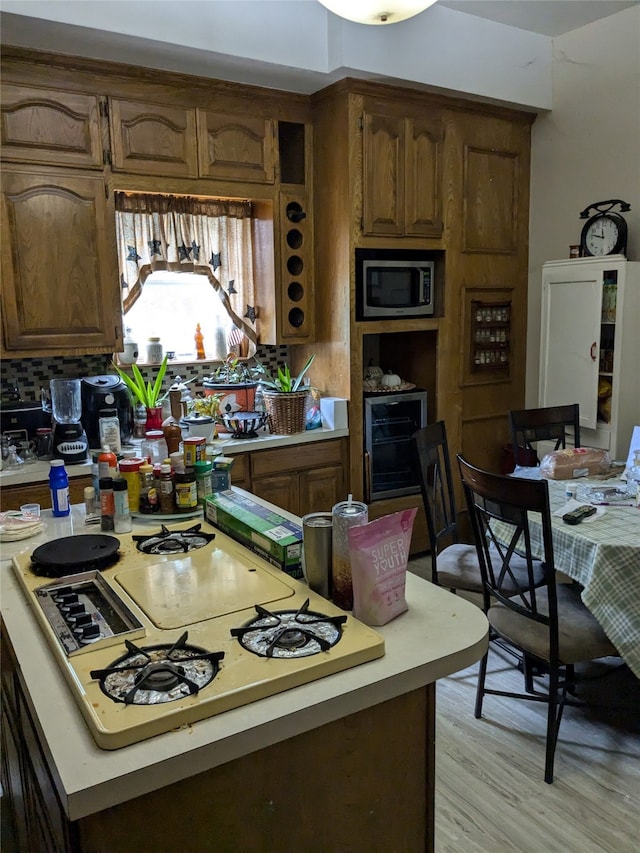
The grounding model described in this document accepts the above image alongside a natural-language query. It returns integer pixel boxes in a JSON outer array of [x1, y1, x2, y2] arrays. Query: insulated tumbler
[[331, 500, 368, 610], [302, 512, 333, 599]]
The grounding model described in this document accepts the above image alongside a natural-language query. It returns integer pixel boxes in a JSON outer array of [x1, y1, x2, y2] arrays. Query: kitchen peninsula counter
[[1, 501, 488, 852]]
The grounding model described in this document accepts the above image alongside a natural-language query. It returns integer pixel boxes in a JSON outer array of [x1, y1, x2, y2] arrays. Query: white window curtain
[[115, 192, 257, 357]]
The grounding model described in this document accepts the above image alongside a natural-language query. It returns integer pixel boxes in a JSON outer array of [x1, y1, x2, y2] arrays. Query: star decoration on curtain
[[210, 251, 222, 271], [127, 245, 141, 262], [244, 305, 256, 323], [178, 242, 193, 261], [227, 279, 237, 294], [148, 239, 162, 256], [120, 274, 128, 291], [191, 240, 200, 261]]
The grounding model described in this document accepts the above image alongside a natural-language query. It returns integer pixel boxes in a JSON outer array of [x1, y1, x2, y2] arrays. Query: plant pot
[[263, 389, 308, 435], [203, 381, 257, 433]]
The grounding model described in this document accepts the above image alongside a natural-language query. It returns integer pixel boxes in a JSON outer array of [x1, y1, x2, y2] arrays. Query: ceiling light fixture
[[318, 1, 438, 26]]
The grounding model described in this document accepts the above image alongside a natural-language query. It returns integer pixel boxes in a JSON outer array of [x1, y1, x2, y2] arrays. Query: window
[[124, 271, 232, 362]]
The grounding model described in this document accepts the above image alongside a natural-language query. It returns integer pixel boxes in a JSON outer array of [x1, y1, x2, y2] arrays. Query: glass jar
[[35, 427, 53, 460], [175, 468, 198, 512]]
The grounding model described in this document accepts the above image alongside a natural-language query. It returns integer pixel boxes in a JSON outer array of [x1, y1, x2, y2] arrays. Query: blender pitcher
[[50, 378, 89, 464]]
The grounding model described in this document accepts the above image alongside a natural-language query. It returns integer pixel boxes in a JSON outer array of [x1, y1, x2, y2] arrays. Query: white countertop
[[1, 501, 488, 823], [0, 426, 349, 487]]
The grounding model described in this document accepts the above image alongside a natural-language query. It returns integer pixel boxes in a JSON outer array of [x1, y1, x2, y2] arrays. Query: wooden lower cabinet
[[246, 438, 348, 516], [1, 624, 434, 852], [0, 475, 92, 512]]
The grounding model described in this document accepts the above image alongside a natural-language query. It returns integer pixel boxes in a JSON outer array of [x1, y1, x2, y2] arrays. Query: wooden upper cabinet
[[0, 84, 104, 169], [362, 109, 443, 238], [196, 111, 275, 183], [109, 98, 198, 177], [1, 166, 122, 355]]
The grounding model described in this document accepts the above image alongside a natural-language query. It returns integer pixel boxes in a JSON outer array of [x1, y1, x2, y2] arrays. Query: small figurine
[[195, 323, 206, 360]]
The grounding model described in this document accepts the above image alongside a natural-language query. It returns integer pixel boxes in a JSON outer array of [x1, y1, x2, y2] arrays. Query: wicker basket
[[263, 389, 308, 435]]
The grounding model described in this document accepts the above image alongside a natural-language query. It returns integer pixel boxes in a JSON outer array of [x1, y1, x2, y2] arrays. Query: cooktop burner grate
[[133, 524, 216, 555], [90, 632, 224, 705], [231, 599, 347, 659]]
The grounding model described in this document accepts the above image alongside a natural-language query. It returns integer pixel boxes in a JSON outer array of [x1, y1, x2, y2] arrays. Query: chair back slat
[[509, 404, 581, 465], [457, 455, 560, 657]]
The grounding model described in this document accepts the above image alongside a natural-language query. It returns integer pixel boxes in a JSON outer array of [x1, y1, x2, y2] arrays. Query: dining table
[[496, 473, 640, 679]]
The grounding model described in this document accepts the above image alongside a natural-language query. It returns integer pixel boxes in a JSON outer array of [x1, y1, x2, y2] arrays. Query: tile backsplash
[[1, 346, 289, 403]]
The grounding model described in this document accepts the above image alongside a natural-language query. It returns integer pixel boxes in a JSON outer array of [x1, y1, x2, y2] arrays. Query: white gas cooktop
[[11, 522, 385, 749]]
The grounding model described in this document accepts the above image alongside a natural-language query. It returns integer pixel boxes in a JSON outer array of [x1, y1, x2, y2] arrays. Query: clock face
[[584, 216, 620, 256]]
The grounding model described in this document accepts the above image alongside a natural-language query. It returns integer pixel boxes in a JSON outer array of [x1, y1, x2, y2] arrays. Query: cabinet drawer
[[251, 439, 344, 478], [1, 84, 103, 168]]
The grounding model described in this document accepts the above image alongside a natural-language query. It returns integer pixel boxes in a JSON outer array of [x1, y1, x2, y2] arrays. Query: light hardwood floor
[[409, 558, 640, 853]]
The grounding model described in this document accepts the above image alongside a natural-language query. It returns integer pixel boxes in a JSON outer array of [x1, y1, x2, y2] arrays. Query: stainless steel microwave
[[356, 251, 435, 320]]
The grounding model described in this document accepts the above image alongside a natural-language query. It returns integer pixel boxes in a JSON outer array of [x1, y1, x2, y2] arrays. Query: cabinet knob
[[590, 342, 597, 361]]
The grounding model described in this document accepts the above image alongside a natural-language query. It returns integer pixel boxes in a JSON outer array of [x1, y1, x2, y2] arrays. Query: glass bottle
[[175, 467, 198, 513], [98, 409, 122, 453], [331, 500, 368, 610], [99, 477, 115, 531], [141, 430, 169, 466], [139, 463, 160, 514], [159, 463, 175, 514], [113, 478, 132, 533]]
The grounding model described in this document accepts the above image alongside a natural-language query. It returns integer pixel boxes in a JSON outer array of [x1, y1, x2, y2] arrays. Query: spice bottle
[[118, 458, 143, 512], [139, 463, 159, 514], [194, 460, 213, 506], [98, 445, 118, 480], [113, 479, 132, 533], [98, 409, 122, 453], [175, 467, 198, 513], [84, 485, 97, 517], [159, 463, 175, 514], [141, 430, 168, 466], [49, 459, 70, 518], [100, 477, 115, 531]]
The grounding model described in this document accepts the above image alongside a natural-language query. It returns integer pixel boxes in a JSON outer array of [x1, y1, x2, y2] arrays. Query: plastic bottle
[[98, 409, 122, 454], [159, 463, 175, 514], [141, 430, 169, 466], [49, 459, 70, 517], [118, 458, 143, 513], [98, 445, 118, 480], [113, 478, 133, 533], [194, 460, 213, 506], [100, 477, 115, 531], [84, 485, 97, 517], [139, 463, 160, 513]]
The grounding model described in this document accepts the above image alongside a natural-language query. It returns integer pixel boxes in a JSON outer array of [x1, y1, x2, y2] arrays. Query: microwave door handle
[[422, 271, 431, 306]]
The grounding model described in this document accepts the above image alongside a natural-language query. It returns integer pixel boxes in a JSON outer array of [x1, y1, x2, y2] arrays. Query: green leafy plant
[[254, 354, 315, 392], [204, 356, 260, 385], [112, 355, 169, 408], [187, 394, 222, 419]]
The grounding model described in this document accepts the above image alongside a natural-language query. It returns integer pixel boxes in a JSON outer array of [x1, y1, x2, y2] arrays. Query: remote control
[[562, 505, 597, 525]]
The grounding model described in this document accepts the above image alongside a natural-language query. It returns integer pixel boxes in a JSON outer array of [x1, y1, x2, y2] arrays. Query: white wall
[[527, 5, 640, 405]]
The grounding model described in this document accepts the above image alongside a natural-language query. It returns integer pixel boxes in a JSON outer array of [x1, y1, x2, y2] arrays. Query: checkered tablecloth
[[493, 476, 640, 678]]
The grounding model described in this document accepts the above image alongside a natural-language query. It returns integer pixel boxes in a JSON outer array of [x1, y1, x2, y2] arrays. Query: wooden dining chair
[[457, 454, 618, 783], [508, 403, 581, 467], [412, 422, 544, 596]]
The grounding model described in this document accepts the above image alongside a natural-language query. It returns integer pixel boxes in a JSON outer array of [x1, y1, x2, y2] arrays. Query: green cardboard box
[[204, 490, 303, 579]]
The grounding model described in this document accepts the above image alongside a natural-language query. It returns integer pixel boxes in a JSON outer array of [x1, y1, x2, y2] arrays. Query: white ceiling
[[439, 1, 639, 37]]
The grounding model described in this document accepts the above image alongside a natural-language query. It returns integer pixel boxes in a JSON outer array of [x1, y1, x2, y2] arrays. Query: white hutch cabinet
[[539, 256, 639, 460]]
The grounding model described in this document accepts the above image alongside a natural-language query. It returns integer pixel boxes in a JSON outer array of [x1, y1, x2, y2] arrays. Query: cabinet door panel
[[299, 465, 345, 518], [197, 111, 274, 183], [110, 99, 198, 177], [539, 274, 601, 430], [1, 167, 121, 353], [1, 84, 103, 168], [404, 116, 443, 238], [362, 113, 404, 236], [251, 473, 300, 515]]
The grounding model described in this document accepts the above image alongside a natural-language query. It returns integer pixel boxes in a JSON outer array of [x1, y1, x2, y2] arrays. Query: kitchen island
[[1, 500, 488, 852]]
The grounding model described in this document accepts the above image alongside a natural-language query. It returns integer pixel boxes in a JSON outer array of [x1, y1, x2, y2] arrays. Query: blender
[[50, 378, 89, 464]]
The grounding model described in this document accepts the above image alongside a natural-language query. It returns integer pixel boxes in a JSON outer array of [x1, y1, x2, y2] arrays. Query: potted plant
[[113, 354, 169, 431], [202, 356, 261, 432], [253, 355, 315, 435]]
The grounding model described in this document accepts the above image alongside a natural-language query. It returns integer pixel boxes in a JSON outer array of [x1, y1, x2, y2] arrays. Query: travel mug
[[302, 512, 333, 599]]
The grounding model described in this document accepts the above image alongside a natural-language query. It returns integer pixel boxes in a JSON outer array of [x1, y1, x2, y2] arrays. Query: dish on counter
[[578, 484, 635, 504]]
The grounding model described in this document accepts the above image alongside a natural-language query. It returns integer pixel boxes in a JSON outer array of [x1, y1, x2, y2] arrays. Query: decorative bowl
[[219, 411, 268, 439]]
